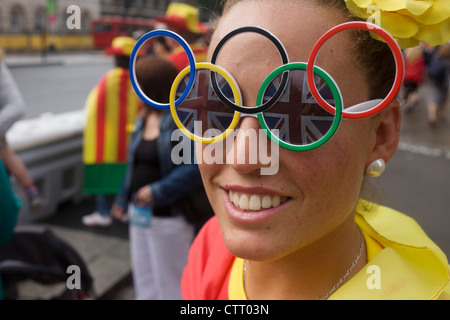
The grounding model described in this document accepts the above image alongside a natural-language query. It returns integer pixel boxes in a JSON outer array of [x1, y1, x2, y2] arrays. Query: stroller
[[0, 226, 94, 300]]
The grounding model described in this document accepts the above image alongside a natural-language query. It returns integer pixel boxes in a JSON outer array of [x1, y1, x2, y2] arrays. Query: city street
[[5, 52, 450, 299], [378, 84, 450, 257], [8, 51, 113, 119]]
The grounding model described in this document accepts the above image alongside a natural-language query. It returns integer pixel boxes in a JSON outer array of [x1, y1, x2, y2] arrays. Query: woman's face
[[199, 0, 380, 261]]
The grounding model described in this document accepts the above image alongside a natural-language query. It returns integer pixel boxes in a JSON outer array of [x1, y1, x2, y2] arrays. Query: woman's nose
[[227, 116, 277, 175]]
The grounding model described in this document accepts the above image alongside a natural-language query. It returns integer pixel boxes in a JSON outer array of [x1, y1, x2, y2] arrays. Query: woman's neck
[[244, 214, 367, 300], [142, 111, 163, 140]]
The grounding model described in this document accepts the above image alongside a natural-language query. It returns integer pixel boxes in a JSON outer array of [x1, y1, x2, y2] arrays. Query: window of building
[[35, 9, 46, 33], [82, 12, 91, 34], [10, 8, 22, 33]]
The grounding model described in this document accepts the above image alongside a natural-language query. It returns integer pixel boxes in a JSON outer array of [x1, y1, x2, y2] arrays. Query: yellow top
[[228, 202, 450, 300]]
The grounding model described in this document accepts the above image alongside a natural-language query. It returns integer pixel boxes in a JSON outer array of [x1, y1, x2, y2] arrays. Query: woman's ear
[[366, 99, 402, 166]]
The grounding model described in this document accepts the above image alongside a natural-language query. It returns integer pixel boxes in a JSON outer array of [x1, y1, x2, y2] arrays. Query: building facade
[[0, 0, 191, 51], [100, 0, 171, 19], [0, 0, 101, 35]]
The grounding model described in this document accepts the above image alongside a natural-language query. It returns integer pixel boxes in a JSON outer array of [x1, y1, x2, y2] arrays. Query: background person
[[112, 55, 204, 300], [81, 37, 143, 227], [181, 0, 450, 300], [426, 43, 450, 126], [153, 36, 172, 59], [402, 45, 425, 113], [0, 47, 45, 213], [0, 159, 22, 300], [155, 2, 209, 72]]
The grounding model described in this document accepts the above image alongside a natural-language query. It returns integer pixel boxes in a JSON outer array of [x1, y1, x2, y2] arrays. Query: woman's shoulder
[[181, 217, 235, 299], [347, 201, 450, 300], [356, 201, 447, 255]]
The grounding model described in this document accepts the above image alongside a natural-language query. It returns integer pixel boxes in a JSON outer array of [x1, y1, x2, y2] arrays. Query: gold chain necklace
[[243, 231, 365, 300]]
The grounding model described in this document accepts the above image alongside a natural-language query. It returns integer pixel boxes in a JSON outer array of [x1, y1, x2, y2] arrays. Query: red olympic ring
[[306, 21, 404, 119]]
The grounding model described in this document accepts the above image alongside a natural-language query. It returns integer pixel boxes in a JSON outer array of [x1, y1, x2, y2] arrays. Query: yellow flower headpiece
[[344, 0, 450, 49]]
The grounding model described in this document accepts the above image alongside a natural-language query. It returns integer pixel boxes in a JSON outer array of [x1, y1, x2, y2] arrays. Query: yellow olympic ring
[[170, 62, 242, 144]]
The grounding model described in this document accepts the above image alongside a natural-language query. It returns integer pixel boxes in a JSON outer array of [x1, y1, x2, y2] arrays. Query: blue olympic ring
[[129, 29, 197, 110]]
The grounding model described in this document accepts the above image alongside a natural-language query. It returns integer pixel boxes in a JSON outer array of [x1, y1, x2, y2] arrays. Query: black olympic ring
[[210, 26, 290, 114]]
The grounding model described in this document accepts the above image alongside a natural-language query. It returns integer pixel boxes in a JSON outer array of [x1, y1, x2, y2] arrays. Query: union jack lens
[[174, 69, 237, 139], [260, 68, 337, 146]]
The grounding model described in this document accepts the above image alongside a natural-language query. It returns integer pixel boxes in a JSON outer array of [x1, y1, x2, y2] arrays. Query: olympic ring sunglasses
[[129, 21, 404, 152]]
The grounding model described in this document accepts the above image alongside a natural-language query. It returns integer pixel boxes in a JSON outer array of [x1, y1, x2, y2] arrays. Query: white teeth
[[272, 195, 281, 207], [232, 191, 239, 207], [261, 195, 272, 209], [239, 194, 249, 210], [249, 195, 261, 211], [229, 190, 287, 211]]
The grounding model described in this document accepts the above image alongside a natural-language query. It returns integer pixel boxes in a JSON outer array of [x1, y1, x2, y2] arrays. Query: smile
[[228, 190, 289, 211]]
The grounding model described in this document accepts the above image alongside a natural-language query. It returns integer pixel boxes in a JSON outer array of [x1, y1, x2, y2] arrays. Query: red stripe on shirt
[[96, 76, 107, 163], [117, 69, 128, 162]]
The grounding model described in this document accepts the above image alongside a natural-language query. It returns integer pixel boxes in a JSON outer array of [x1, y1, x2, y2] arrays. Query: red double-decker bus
[[91, 16, 156, 49]]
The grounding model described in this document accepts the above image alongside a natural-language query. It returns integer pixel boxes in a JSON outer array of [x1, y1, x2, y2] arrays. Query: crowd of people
[[402, 42, 450, 126], [1, 0, 449, 301], [81, 2, 210, 300]]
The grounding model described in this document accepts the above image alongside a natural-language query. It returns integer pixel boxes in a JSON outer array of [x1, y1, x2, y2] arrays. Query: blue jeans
[[95, 194, 115, 216]]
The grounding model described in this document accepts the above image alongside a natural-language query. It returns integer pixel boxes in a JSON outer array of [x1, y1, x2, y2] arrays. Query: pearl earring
[[365, 159, 386, 177]]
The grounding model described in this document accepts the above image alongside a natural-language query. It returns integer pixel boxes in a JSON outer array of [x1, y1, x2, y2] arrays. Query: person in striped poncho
[[82, 37, 143, 227]]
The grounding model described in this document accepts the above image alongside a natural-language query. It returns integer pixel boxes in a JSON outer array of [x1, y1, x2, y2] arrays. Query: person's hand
[[111, 204, 127, 221], [135, 185, 153, 206]]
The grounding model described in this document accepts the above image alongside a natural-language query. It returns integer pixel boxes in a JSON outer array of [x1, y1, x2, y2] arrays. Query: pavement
[[4, 50, 109, 69]]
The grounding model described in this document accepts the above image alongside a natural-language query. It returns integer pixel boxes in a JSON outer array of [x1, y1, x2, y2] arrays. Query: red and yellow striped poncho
[[83, 67, 142, 195], [168, 43, 208, 72]]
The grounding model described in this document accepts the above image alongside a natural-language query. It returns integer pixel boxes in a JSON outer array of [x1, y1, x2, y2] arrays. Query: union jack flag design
[[175, 70, 236, 137], [261, 70, 335, 145]]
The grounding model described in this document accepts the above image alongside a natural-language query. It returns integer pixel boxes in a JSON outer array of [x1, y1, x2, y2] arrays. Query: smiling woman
[[180, 0, 450, 300]]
